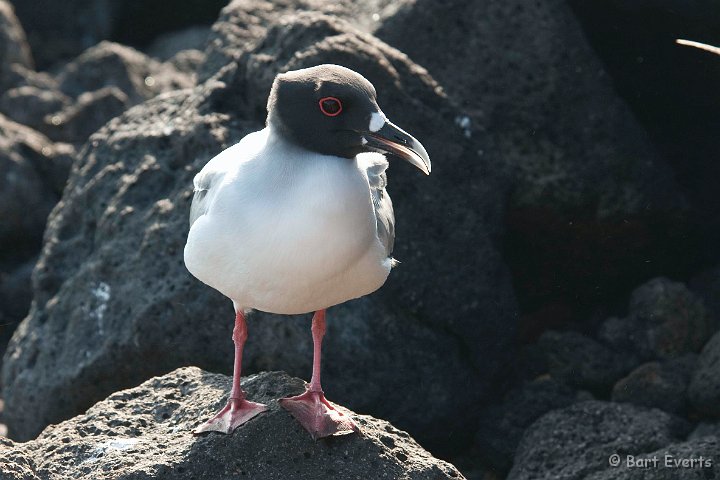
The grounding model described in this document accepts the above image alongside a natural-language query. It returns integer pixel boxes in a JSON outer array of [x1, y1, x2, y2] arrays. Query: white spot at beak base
[[369, 111, 386, 132]]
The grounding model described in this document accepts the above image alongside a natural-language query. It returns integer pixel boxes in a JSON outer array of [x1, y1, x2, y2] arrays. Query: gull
[[184, 64, 431, 439]]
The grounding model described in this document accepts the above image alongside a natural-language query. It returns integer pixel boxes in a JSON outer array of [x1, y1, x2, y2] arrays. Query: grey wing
[[189, 169, 221, 228], [366, 159, 395, 258]]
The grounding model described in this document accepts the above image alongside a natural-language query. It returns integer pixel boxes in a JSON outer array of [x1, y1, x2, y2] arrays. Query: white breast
[[184, 127, 392, 314]]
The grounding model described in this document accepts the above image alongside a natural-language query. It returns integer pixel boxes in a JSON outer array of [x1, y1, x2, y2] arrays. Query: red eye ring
[[319, 96, 343, 116]]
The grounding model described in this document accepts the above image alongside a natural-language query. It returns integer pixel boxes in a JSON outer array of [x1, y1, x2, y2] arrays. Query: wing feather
[[189, 169, 221, 227], [361, 154, 395, 258]]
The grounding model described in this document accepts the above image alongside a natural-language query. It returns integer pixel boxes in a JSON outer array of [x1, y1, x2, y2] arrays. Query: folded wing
[[361, 154, 395, 259]]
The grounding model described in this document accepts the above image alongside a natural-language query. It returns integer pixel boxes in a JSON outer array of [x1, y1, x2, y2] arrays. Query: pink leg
[[194, 310, 267, 434], [279, 309, 357, 439]]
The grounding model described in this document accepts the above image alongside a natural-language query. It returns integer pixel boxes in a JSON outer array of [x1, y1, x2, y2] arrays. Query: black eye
[[319, 97, 343, 116]]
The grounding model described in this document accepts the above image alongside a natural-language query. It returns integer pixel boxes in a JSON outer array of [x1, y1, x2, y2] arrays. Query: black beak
[[363, 119, 431, 175]]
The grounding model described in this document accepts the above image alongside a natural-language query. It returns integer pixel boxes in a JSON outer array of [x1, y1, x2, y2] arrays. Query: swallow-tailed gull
[[184, 64, 431, 439]]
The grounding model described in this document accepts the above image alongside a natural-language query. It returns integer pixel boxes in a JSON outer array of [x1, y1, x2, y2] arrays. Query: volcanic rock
[[56, 41, 194, 103], [0, 367, 464, 479], [689, 331, 720, 416], [538, 330, 634, 394], [507, 401, 690, 480], [598, 277, 712, 361], [611, 355, 696, 414], [0, 0, 32, 90]]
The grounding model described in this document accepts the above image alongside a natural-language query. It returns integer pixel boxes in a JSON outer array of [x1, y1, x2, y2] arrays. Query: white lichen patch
[[454, 115, 472, 138], [82, 438, 139, 463], [90, 282, 111, 335], [104, 438, 138, 450]]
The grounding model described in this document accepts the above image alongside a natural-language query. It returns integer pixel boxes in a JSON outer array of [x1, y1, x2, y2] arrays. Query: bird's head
[[266, 64, 431, 175]]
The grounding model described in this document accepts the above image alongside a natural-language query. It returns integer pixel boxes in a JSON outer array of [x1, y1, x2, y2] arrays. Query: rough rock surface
[[198, 0, 408, 82], [538, 330, 634, 394], [568, 0, 720, 269], [690, 421, 720, 440], [475, 377, 583, 474], [585, 437, 720, 480], [8, 0, 114, 69], [0, 367, 464, 479], [2, 12, 516, 452], [612, 356, 695, 414], [146, 26, 211, 61], [56, 41, 194, 104], [376, 0, 683, 217], [690, 265, 720, 325], [376, 0, 693, 328], [0, 41, 196, 147], [0, 114, 74, 257], [507, 401, 691, 480], [0, 0, 32, 90], [0, 114, 74, 358], [1, 84, 238, 443], [8, 0, 225, 69], [0, 259, 35, 358], [4, 63, 58, 91], [44, 86, 130, 144], [166, 49, 206, 78], [0, 86, 71, 133], [598, 277, 713, 361], [689, 331, 720, 415]]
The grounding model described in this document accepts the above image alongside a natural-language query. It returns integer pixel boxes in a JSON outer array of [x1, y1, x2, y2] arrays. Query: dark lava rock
[[0, 258, 34, 358], [197, 0, 402, 81], [56, 41, 194, 103], [8, 0, 225, 70], [166, 50, 206, 84], [690, 421, 720, 440], [4, 63, 58, 92], [377, 0, 693, 329], [44, 87, 130, 144], [568, 0, 720, 270], [0, 114, 74, 258], [0, 437, 39, 480], [586, 437, 720, 480], [689, 331, 720, 416], [690, 265, 720, 326], [0, 133, 57, 256], [475, 377, 582, 475], [0, 114, 73, 357], [507, 401, 690, 480], [612, 355, 696, 414], [0, 86, 71, 133], [538, 330, 634, 394], [146, 26, 210, 61], [8, 0, 114, 69], [599, 277, 713, 361], [2, 13, 516, 452], [0, 367, 464, 479], [2, 83, 238, 443], [0, 0, 32, 90]]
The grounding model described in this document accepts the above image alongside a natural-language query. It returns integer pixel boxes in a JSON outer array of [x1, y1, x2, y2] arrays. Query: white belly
[[184, 133, 391, 314]]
